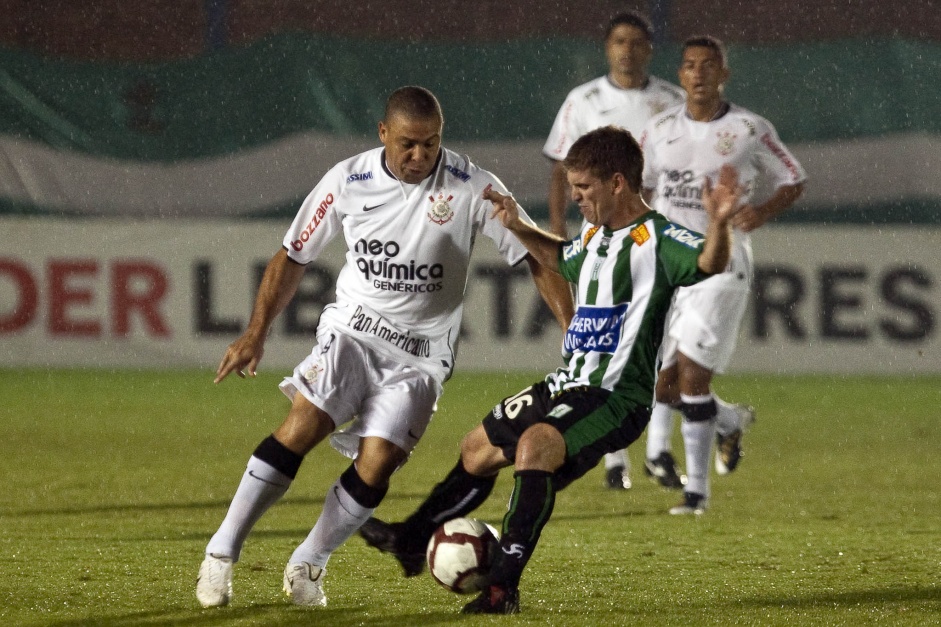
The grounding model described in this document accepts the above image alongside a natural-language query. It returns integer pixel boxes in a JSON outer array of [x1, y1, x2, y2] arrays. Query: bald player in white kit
[[640, 36, 806, 515], [544, 10, 684, 491], [195, 85, 574, 608]]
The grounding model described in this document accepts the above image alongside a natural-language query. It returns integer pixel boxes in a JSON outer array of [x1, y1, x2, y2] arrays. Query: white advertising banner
[[0, 219, 937, 374]]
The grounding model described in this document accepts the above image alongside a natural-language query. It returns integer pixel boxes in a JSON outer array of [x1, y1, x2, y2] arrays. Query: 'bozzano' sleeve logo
[[761, 132, 802, 180], [291, 193, 335, 251]]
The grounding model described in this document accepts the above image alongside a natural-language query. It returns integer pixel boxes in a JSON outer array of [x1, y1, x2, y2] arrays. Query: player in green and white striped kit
[[359, 126, 740, 614]]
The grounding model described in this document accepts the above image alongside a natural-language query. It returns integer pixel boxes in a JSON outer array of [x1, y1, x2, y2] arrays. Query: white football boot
[[283, 562, 327, 607], [196, 554, 233, 608]]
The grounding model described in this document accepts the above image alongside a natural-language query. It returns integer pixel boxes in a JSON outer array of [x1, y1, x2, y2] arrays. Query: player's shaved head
[[683, 35, 728, 69], [563, 126, 643, 193], [384, 86, 444, 125]]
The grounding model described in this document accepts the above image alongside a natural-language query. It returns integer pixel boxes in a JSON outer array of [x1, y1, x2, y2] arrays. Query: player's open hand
[[731, 204, 765, 232], [702, 164, 742, 225], [214, 333, 265, 383], [484, 185, 522, 230]]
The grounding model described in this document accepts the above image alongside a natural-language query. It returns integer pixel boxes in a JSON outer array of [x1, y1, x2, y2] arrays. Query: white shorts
[[279, 326, 442, 460], [660, 270, 749, 374]]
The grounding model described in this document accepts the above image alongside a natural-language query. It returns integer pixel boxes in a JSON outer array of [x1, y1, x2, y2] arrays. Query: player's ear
[[610, 172, 627, 196], [378, 121, 388, 143]]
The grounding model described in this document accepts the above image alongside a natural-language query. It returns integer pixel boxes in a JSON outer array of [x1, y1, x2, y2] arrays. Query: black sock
[[490, 470, 555, 589], [402, 458, 496, 551], [678, 396, 718, 422], [252, 434, 303, 479], [340, 464, 387, 508]]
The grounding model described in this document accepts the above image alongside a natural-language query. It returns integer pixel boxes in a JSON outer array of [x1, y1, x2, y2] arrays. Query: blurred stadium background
[[1, 0, 938, 374]]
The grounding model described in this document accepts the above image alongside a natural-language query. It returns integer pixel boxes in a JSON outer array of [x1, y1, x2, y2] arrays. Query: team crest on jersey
[[648, 100, 670, 116], [584, 226, 600, 246], [629, 224, 650, 245], [427, 192, 455, 225], [715, 131, 737, 156], [304, 363, 324, 384]]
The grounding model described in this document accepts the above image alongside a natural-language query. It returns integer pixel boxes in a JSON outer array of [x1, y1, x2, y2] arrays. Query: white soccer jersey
[[283, 146, 531, 381], [543, 75, 684, 161], [640, 102, 807, 269]]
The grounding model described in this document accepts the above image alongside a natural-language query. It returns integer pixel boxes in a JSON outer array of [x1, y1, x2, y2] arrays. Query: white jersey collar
[[684, 100, 731, 122], [605, 74, 651, 92]]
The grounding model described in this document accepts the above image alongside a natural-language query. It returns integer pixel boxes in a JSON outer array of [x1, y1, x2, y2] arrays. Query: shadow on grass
[[43, 603, 465, 627], [3, 491, 436, 518], [739, 584, 941, 609], [37, 586, 941, 626], [5, 492, 659, 523]]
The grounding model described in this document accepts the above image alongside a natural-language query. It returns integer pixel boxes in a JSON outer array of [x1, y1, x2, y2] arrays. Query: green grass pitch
[[1, 369, 939, 626]]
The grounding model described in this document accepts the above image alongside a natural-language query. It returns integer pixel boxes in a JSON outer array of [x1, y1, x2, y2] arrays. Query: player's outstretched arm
[[697, 164, 741, 275], [526, 254, 575, 330], [547, 161, 570, 238], [484, 186, 564, 274], [214, 248, 306, 383]]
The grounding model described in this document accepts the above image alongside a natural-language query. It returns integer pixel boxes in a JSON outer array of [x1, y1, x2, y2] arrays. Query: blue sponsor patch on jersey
[[662, 224, 704, 248], [444, 165, 470, 182], [563, 303, 628, 354], [347, 171, 374, 183]]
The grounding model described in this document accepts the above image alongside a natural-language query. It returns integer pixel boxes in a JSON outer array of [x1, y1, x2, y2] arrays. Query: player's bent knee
[[460, 427, 508, 476], [459, 425, 490, 458], [516, 423, 565, 472], [655, 367, 680, 404], [273, 394, 335, 454], [355, 437, 409, 485]]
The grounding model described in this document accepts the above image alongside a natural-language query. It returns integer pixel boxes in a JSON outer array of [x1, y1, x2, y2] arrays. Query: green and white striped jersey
[[547, 210, 710, 409]]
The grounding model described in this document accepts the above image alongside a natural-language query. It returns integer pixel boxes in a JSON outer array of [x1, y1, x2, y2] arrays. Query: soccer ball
[[426, 517, 500, 594]]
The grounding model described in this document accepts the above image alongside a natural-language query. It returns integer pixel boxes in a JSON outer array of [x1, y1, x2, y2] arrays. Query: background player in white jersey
[[543, 10, 685, 491], [544, 10, 683, 238], [195, 86, 574, 609], [640, 36, 807, 515], [360, 126, 741, 614]]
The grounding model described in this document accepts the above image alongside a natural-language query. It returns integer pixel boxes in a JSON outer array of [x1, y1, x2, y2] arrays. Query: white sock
[[646, 402, 676, 460], [603, 449, 629, 471], [715, 395, 741, 436], [679, 393, 717, 498], [206, 456, 292, 561], [289, 477, 375, 568]]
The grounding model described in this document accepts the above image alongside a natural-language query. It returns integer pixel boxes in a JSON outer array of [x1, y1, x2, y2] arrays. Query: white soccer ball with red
[[426, 517, 500, 594]]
